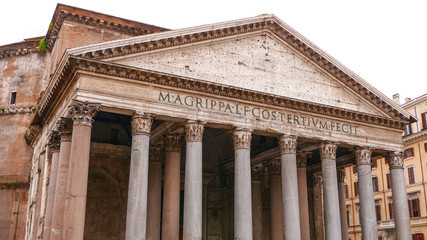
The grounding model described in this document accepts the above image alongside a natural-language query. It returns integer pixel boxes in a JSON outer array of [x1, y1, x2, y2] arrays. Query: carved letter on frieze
[[132, 112, 156, 135], [164, 134, 183, 152], [233, 128, 253, 149], [185, 120, 206, 142], [57, 117, 73, 142], [320, 141, 339, 160], [296, 150, 312, 168], [251, 165, 264, 181], [312, 172, 322, 187], [263, 159, 281, 175], [387, 151, 404, 169], [149, 145, 163, 163], [68, 100, 101, 127], [354, 148, 372, 166], [278, 135, 297, 154]]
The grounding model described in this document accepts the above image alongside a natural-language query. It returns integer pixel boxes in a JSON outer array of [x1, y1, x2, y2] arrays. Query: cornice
[[34, 56, 408, 131], [403, 129, 427, 144], [45, 4, 168, 51], [0, 106, 35, 115], [0, 41, 40, 59], [67, 15, 412, 123]]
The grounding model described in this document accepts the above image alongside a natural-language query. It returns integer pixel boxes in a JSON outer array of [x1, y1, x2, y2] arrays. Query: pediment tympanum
[[111, 34, 385, 117]]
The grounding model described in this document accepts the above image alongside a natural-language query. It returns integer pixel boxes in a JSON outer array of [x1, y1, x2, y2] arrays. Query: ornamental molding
[[296, 150, 311, 168], [149, 145, 163, 163], [24, 124, 41, 146], [233, 128, 253, 149], [354, 148, 372, 166], [263, 159, 281, 175], [164, 134, 183, 152], [34, 55, 408, 131], [132, 112, 155, 135], [68, 15, 411, 124], [387, 151, 404, 169], [69, 100, 101, 127], [320, 141, 338, 160], [0, 41, 39, 59], [312, 172, 322, 187], [47, 131, 60, 151], [278, 135, 297, 154], [184, 120, 206, 142], [0, 106, 36, 115]]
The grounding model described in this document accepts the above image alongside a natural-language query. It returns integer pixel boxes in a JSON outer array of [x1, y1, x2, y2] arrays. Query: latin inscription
[[159, 91, 359, 134]]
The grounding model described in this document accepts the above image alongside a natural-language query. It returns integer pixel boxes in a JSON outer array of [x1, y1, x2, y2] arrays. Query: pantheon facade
[[0, 4, 416, 240]]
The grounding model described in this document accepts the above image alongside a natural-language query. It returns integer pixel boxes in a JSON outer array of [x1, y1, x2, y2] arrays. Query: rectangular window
[[375, 204, 382, 222], [354, 182, 359, 196], [389, 202, 393, 219], [353, 166, 356, 174], [372, 177, 379, 192], [386, 173, 391, 190], [404, 124, 413, 136], [9, 91, 16, 105], [408, 167, 415, 184], [413, 233, 424, 240], [346, 207, 351, 226], [344, 184, 349, 199], [404, 148, 415, 158], [424, 142, 427, 153], [408, 199, 421, 218], [421, 112, 427, 130]]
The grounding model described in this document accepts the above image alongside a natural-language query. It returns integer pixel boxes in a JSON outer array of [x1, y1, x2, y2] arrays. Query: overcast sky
[[1, 0, 426, 102]]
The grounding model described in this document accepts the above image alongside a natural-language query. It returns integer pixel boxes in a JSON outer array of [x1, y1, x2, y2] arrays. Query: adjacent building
[[344, 93, 427, 240]]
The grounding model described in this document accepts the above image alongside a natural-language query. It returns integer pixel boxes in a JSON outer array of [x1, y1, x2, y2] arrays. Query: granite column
[[251, 166, 263, 240], [233, 128, 253, 240], [264, 159, 283, 240], [183, 120, 205, 240], [312, 172, 324, 240], [146, 146, 163, 240], [297, 151, 311, 240], [125, 112, 155, 240], [337, 168, 348, 240]]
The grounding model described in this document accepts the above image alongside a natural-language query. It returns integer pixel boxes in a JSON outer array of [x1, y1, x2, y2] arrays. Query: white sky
[[1, 0, 426, 102]]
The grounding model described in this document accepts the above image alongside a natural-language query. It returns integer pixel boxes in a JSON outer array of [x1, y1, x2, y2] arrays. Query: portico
[[25, 14, 414, 240]]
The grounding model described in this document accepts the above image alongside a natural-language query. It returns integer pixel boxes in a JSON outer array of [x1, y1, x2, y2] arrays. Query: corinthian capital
[[263, 159, 281, 175], [185, 120, 206, 142], [278, 135, 297, 154], [251, 165, 264, 181], [47, 130, 60, 152], [320, 141, 339, 160], [387, 151, 404, 169], [337, 168, 346, 182], [296, 150, 311, 168], [232, 128, 252, 149], [354, 147, 372, 166], [149, 145, 163, 163], [132, 112, 156, 135], [57, 117, 73, 142], [69, 100, 101, 127], [164, 134, 183, 152]]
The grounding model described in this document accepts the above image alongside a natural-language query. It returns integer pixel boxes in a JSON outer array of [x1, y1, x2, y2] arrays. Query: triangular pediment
[[66, 14, 413, 122]]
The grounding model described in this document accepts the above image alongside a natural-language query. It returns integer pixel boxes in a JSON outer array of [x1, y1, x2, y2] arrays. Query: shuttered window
[[372, 177, 379, 192], [408, 167, 415, 184], [386, 173, 391, 189], [408, 199, 421, 218], [404, 148, 415, 158], [375, 205, 381, 221], [421, 112, 427, 130], [354, 182, 358, 196]]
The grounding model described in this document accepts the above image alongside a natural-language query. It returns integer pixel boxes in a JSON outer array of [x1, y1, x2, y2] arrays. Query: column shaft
[[50, 119, 72, 240], [233, 128, 253, 240], [183, 121, 205, 240], [251, 167, 263, 240], [320, 142, 342, 240], [312, 173, 324, 240], [270, 174, 283, 240], [388, 152, 412, 239], [355, 148, 377, 240], [146, 146, 163, 240], [44, 144, 60, 240], [162, 134, 182, 240], [63, 112, 97, 238], [337, 169, 348, 240], [126, 113, 154, 240], [297, 151, 311, 240], [278, 135, 301, 240]]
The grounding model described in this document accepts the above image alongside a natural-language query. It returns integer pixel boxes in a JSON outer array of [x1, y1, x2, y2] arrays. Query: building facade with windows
[[0, 4, 419, 240], [344, 93, 427, 240]]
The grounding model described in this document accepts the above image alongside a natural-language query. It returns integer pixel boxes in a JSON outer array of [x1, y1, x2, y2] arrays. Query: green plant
[[38, 38, 47, 52], [48, 22, 53, 31]]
